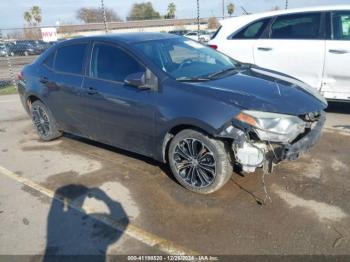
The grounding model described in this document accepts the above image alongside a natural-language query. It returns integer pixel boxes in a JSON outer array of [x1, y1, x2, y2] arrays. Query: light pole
[[285, 0, 288, 9]]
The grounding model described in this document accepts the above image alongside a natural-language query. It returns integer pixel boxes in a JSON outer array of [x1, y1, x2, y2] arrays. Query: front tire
[[168, 129, 232, 194], [30, 100, 62, 141]]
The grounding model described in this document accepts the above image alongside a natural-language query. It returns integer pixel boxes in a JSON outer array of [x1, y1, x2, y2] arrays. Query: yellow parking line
[[0, 165, 199, 255], [0, 99, 18, 103]]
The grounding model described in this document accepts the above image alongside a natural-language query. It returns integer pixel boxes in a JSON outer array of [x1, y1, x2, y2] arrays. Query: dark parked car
[[168, 29, 191, 36], [29, 40, 51, 53], [0, 45, 7, 57], [8, 42, 42, 56], [18, 33, 327, 194]]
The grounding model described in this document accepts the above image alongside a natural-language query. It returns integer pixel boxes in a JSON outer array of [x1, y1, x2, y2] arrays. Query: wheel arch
[[26, 94, 42, 111], [160, 120, 218, 163]]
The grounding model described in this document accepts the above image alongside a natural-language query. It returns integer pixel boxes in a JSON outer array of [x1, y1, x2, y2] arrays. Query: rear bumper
[[280, 111, 326, 161]]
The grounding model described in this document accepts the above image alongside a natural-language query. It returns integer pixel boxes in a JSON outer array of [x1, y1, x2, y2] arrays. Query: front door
[[81, 42, 156, 157]]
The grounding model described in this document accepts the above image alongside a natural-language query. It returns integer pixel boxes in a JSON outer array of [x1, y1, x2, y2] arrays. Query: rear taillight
[[208, 44, 218, 50], [17, 71, 24, 81]]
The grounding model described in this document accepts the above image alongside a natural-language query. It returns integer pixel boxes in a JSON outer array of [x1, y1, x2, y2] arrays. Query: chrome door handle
[[329, 49, 349, 54], [86, 86, 98, 95], [257, 47, 273, 51], [40, 77, 48, 84]]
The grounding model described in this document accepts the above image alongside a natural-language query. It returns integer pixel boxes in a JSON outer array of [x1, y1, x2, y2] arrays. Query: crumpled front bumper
[[277, 111, 326, 161], [219, 111, 326, 173]]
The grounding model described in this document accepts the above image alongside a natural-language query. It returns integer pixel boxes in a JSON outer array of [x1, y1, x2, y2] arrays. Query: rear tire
[[30, 100, 62, 141], [168, 129, 232, 194]]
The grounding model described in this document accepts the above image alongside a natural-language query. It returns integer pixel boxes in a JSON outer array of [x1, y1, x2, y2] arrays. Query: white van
[[208, 5, 350, 101]]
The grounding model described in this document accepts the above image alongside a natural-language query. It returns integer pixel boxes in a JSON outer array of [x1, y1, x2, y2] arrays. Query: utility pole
[[101, 0, 108, 33], [222, 0, 225, 19], [197, 0, 200, 41], [285, 0, 289, 9]]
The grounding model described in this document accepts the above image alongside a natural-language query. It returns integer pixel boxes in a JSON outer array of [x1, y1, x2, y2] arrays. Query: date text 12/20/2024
[[127, 255, 219, 261]]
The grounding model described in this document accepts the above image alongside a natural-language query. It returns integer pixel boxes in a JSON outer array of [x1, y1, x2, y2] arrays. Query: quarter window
[[332, 12, 350, 40], [233, 18, 270, 39], [43, 52, 55, 68], [91, 43, 144, 82], [270, 13, 321, 39], [55, 43, 87, 74]]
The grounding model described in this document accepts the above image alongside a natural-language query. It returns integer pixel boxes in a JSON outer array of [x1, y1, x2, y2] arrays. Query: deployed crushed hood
[[192, 67, 328, 116]]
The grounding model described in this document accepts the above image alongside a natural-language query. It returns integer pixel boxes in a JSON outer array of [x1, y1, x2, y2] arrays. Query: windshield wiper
[[176, 76, 211, 82], [206, 67, 237, 79]]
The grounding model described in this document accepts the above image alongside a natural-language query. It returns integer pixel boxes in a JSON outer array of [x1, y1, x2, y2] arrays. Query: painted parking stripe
[[0, 99, 18, 103], [0, 165, 199, 255]]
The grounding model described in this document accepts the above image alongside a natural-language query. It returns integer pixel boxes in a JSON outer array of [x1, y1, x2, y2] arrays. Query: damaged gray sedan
[[18, 33, 327, 194]]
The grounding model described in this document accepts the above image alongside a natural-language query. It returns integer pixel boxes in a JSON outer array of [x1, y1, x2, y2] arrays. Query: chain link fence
[[0, 1, 218, 93]]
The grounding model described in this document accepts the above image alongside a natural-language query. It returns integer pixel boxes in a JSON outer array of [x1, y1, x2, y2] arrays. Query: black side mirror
[[124, 72, 147, 89]]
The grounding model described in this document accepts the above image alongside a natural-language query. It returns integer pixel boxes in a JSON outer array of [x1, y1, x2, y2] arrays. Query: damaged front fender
[[216, 111, 326, 174]]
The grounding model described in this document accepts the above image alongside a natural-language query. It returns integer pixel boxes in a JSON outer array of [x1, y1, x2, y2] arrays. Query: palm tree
[[23, 6, 42, 26], [227, 3, 235, 17], [24, 11, 32, 25], [31, 6, 42, 25], [167, 2, 176, 19]]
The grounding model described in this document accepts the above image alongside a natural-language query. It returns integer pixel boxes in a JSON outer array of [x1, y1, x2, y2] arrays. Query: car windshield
[[134, 37, 239, 81]]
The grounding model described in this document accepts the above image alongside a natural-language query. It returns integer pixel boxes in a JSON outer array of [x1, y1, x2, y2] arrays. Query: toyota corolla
[[17, 33, 327, 194]]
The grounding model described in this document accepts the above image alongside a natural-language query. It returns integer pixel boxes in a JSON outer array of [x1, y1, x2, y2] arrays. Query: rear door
[[253, 12, 326, 90], [219, 18, 271, 64], [42, 42, 88, 134], [322, 11, 350, 100]]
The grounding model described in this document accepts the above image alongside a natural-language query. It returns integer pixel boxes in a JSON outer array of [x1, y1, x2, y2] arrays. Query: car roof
[[220, 5, 350, 26], [60, 32, 179, 45]]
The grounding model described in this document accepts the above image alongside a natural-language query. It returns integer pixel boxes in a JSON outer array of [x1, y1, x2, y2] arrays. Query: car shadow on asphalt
[[63, 133, 266, 204], [63, 133, 180, 185], [43, 184, 129, 262]]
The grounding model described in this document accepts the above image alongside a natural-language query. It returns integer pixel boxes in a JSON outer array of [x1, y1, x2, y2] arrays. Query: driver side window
[[91, 43, 144, 82]]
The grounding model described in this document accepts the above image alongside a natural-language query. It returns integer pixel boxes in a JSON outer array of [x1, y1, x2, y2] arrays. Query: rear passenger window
[[55, 44, 87, 74], [233, 18, 270, 39], [43, 52, 55, 68], [332, 11, 350, 40], [91, 43, 144, 82], [270, 13, 321, 39]]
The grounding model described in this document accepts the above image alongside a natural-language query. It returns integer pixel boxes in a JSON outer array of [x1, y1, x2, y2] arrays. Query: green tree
[[23, 6, 42, 26], [227, 3, 235, 17], [165, 2, 176, 19], [127, 2, 161, 21], [76, 7, 121, 23]]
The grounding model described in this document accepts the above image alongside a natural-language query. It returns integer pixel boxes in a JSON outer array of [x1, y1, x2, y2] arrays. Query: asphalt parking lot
[[0, 93, 350, 258]]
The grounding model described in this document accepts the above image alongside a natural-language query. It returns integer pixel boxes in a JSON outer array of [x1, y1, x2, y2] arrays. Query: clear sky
[[1, 0, 349, 29]]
